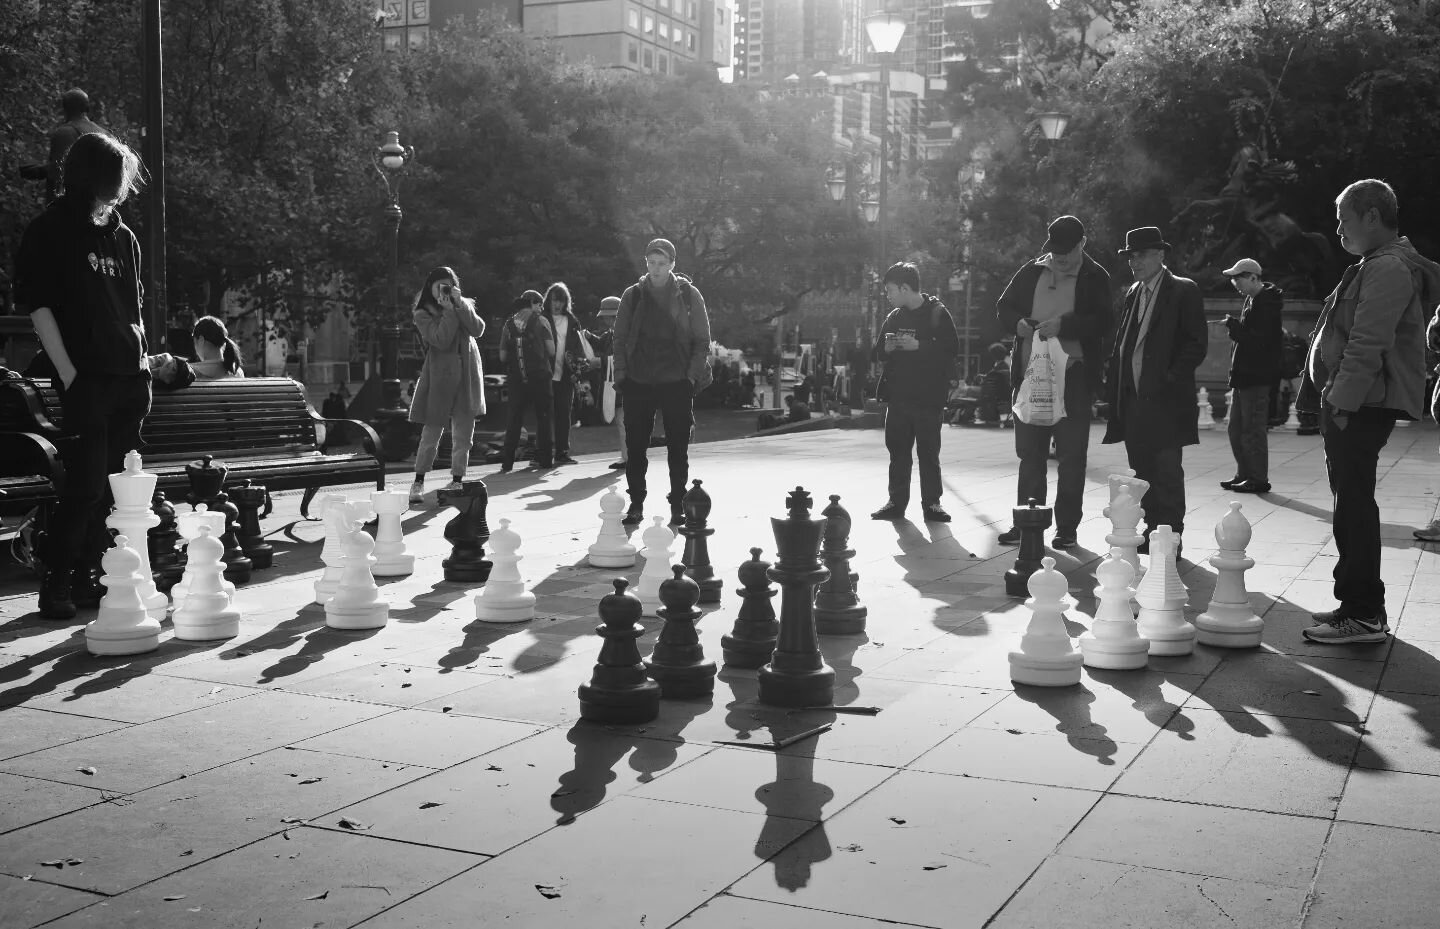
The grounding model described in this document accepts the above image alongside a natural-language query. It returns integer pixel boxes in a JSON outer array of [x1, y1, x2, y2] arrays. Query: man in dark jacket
[[1218, 258, 1283, 494], [45, 89, 106, 201], [994, 215, 1113, 549], [870, 262, 961, 523], [497, 290, 555, 471], [1102, 227, 1208, 555]]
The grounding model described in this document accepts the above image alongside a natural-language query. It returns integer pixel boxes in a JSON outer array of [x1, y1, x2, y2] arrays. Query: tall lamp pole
[[863, 8, 906, 394], [371, 131, 416, 461], [140, 0, 167, 348]]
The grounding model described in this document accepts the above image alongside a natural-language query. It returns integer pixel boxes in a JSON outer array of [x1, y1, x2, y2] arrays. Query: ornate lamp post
[[371, 130, 416, 460]]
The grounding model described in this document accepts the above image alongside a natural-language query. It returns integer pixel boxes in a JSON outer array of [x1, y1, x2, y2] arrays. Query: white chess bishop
[[1195, 503, 1264, 648]]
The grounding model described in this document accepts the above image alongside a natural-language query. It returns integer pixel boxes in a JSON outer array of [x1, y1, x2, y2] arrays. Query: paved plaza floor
[[1, 418, 1438, 929]]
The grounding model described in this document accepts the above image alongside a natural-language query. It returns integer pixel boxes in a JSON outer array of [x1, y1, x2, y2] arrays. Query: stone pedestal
[[758, 487, 835, 707], [721, 548, 779, 669], [814, 494, 866, 635], [645, 565, 717, 698], [1195, 503, 1264, 648], [1005, 498, 1052, 598], [106, 450, 168, 620], [578, 579, 661, 724], [679, 480, 722, 603], [369, 488, 415, 577]]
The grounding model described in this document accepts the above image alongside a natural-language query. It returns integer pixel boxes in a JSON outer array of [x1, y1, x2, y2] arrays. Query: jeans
[[48, 372, 152, 574], [1013, 364, 1090, 533], [1227, 384, 1270, 483], [550, 378, 574, 457], [502, 378, 553, 466], [884, 401, 943, 507], [1323, 406, 1396, 614], [414, 403, 477, 478], [623, 380, 693, 506]]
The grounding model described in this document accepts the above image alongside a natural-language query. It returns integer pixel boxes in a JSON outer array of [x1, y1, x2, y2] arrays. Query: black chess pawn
[[814, 494, 867, 635], [230, 480, 274, 570], [758, 487, 835, 707], [439, 479, 492, 583], [579, 578, 661, 724], [148, 490, 185, 592], [1004, 497, 1053, 598], [645, 565, 717, 698], [721, 547, 779, 669], [679, 479, 723, 603]]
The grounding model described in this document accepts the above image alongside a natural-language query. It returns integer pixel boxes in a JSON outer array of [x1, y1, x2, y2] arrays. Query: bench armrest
[[0, 377, 65, 441], [305, 406, 385, 482], [0, 430, 65, 493]]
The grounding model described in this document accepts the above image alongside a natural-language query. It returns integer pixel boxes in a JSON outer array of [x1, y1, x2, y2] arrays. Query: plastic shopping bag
[[1012, 333, 1068, 426]]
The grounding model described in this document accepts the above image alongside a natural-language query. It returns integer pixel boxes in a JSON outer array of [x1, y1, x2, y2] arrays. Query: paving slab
[[1336, 767, 1440, 832], [1304, 822, 1440, 929], [0, 874, 104, 928]]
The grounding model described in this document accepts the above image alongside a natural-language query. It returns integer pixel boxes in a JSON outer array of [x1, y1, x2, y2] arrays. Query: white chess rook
[[325, 500, 390, 630], [1079, 548, 1150, 670], [173, 505, 233, 606], [634, 516, 676, 617], [312, 493, 350, 604], [1195, 503, 1265, 648], [1104, 485, 1145, 579], [171, 524, 241, 640], [587, 489, 637, 569], [86, 535, 162, 656], [474, 519, 536, 623], [1008, 556, 1083, 687], [107, 450, 168, 620], [370, 488, 415, 577], [1135, 526, 1195, 655]]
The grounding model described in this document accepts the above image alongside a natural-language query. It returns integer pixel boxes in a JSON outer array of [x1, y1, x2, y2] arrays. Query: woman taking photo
[[190, 315, 245, 380], [408, 266, 486, 504]]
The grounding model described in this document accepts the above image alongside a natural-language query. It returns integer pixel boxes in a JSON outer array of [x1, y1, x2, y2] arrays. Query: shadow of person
[[754, 750, 835, 891], [1267, 495, 1418, 552], [515, 472, 621, 511], [1011, 682, 1121, 766], [548, 713, 703, 825]]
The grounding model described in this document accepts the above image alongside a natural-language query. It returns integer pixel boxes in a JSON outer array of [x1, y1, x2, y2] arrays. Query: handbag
[[1012, 333, 1068, 426]]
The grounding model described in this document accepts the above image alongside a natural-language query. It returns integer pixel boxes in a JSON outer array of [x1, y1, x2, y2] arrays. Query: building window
[[658, 53, 668, 73], [628, 7, 639, 29], [687, 32, 696, 52], [658, 22, 668, 40], [643, 47, 653, 68], [674, 27, 683, 46], [658, 0, 668, 8], [628, 39, 639, 63]]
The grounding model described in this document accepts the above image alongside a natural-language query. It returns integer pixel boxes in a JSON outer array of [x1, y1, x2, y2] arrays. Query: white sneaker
[[408, 481, 425, 505], [444, 478, 464, 492]]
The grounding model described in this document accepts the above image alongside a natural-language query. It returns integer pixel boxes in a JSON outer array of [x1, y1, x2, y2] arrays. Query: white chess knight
[[634, 516, 676, 617], [1195, 503, 1264, 648], [1196, 387, 1215, 429], [587, 489, 637, 569], [325, 499, 390, 630], [312, 492, 351, 605], [171, 524, 241, 641], [1104, 485, 1146, 579], [1135, 525, 1195, 655], [173, 504, 233, 606], [474, 518, 536, 623], [86, 535, 162, 656], [1079, 548, 1150, 670], [1008, 556, 1083, 687], [369, 488, 415, 577], [106, 450, 168, 620]]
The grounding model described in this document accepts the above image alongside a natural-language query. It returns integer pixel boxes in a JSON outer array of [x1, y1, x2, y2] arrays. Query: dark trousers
[[551, 378, 574, 457], [1227, 384, 1270, 483], [47, 373, 152, 574], [1323, 406, 1397, 614], [1013, 364, 1090, 533], [502, 378, 553, 466], [623, 380, 693, 506], [884, 401, 943, 507], [1124, 441, 1186, 536]]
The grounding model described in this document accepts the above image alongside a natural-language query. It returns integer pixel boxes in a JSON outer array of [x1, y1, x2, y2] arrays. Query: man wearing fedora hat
[[1102, 226, 1208, 554], [1218, 257, 1284, 495]]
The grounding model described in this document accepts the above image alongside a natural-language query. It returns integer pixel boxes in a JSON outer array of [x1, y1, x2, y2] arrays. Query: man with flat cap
[[1102, 226, 1208, 555], [994, 215, 1113, 550], [1218, 257, 1283, 495]]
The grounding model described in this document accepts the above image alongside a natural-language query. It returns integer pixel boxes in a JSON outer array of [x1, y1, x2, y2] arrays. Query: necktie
[[1124, 284, 1153, 390]]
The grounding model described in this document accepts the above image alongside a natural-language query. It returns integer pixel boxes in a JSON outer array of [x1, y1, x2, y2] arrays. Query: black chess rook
[[1004, 498, 1052, 598]]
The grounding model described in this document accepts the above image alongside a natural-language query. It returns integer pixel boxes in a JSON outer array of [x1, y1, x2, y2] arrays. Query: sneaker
[[1219, 477, 1245, 489], [1310, 606, 1388, 625], [444, 478, 464, 491], [870, 502, 906, 521], [37, 567, 76, 620], [922, 503, 951, 523], [1303, 615, 1390, 644], [622, 506, 643, 526], [555, 455, 579, 466], [1052, 532, 1078, 550], [408, 481, 425, 505], [608, 460, 627, 470], [997, 527, 1022, 546], [1414, 519, 1440, 543]]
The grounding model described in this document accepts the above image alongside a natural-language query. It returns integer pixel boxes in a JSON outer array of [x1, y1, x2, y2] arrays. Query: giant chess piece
[[1008, 556, 1083, 686], [106, 450, 168, 620], [86, 535, 161, 656], [311, 493, 348, 605], [1135, 525, 1195, 655], [171, 524, 241, 641], [758, 487, 835, 707], [229, 479, 274, 570], [1078, 548, 1150, 670], [184, 454, 251, 585], [149, 490, 185, 593], [679, 480, 722, 603], [587, 488, 637, 569], [1004, 498, 1053, 598], [814, 494, 866, 635], [1104, 485, 1146, 578], [1195, 503, 1264, 648], [1104, 470, 1151, 521], [634, 517, 676, 617], [578, 579, 661, 724], [645, 565, 717, 698], [439, 480, 492, 584], [325, 500, 390, 630], [1196, 387, 1215, 430], [474, 519, 536, 623], [174, 505, 233, 607], [722, 548, 779, 669], [369, 487, 415, 577]]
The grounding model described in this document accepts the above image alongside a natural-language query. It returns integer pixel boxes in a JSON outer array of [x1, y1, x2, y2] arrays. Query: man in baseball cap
[[1218, 257, 1283, 495]]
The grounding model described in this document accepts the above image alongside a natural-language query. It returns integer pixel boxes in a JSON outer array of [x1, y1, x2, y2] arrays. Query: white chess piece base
[[475, 588, 536, 623], [371, 552, 416, 577], [587, 550, 636, 569], [86, 621, 162, 656], [1079, 635, 1151, 670], [325, 600, 390, 630], [1008, 651, 1084, 686], [1195, 607, 1264, 648], [172, 598, 241, 641], [1136, 612, 1197, 655]]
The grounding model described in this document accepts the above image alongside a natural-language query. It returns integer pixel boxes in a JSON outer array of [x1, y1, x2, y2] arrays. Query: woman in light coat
[[407, 266, 486, 504]]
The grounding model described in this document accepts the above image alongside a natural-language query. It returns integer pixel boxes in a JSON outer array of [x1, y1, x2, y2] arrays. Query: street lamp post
[[826, 156, 880, 409], [371, 130, 416, 461], [863, 8, 906, 405]]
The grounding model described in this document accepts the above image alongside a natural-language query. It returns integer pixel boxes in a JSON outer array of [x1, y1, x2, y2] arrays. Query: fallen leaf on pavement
[[163, 895, 187, 902], [336, 817, 370, 831], [418, 802, 443, 810], [889, 817, 907, 825], [305, 891, 329, 901], [535, 884, 562, 899], [76, 766, 96, 776]]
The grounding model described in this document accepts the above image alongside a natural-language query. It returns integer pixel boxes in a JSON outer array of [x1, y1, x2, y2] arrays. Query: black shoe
[[70, 568, 103, 609], [1052, 533, 1078, 550], [622, 507, 643, 526], [668, 506, 685, 527], [922, 503, 951, 523], [530, 459, 554, 469], [608, 460, 627, 470], [1220, 477, 1245, 489], [997, 527, 1022, 546], [870, 502, 906, 520], [1136, 538, 1149, 556], [38, 567, 77, 620], [1231, 480, 1271, 494], [555, 455, 578, 465]]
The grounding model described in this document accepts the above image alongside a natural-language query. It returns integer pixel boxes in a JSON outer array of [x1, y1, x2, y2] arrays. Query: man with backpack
[[497, 290, 556, 471], [1217, 258, 1284, 494], [613, 238, 712, 526]]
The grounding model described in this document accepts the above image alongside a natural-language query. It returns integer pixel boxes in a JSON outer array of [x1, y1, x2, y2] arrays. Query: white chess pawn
[[1104, 485, 1145, 578], [86, 535, 162, 656], [1196, 387, 1214, 429], [634, 516, 676, 617], [1008, 557, 1083, 686], [312, 492, 350, 605], [171, 524, 241, 641], [587, 489, 637, 569], [325, 500, 389, 630], [174, 505, 233, 606], [1135, 526, 1195, 655], [1079, 548, 1150, 670], [369, 488, 415, 577], [106, 450, 168, 620], [1196, 503, 1264, 648], [474, 518, 536, 623]]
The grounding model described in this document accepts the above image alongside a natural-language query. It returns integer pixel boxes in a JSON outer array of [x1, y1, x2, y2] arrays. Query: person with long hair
[[14, 131, 150, 618], [407, 267, 486, 504], [190, 315, 245, 379], [540, 282, 595, 465]]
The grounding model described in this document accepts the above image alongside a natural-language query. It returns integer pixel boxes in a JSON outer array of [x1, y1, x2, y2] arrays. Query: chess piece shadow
[[1085, 667, 1197, 741], [549, 718, 696, 826], [754, 751, 835, 891], [1009, 682, 1121, 765]]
